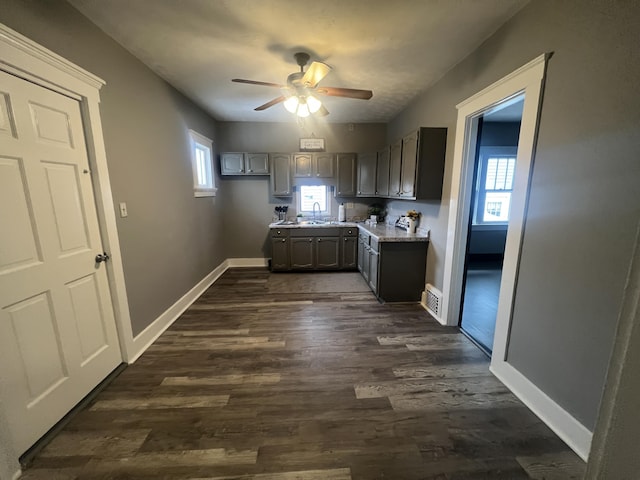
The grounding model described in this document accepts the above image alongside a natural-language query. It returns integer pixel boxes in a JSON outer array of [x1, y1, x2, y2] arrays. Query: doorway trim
[[441, 54, 547, 333], [0, 23, 135, 479], [0, 23, 134, 358], [440, 54, 593, 460]]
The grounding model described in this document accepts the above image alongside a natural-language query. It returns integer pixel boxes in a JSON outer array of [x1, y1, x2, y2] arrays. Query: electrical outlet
[[119, 202, 128, 218], [346, 202, 354, 209]]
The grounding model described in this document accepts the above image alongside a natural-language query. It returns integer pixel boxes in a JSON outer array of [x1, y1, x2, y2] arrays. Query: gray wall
[[216, 122, 386, 258], [387, 0, 640, 429], [0, 0, 225, 336]]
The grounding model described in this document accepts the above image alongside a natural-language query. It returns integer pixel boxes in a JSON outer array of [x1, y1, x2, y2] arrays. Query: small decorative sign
[[299, 138, 325, 151]]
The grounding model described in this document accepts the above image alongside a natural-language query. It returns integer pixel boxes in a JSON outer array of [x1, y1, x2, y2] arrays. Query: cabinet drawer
[[270, 228, 289, 238], [290, 227, 340, 237]]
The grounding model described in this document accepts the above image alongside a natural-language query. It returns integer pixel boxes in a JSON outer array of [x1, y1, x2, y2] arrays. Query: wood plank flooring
[[20, 268, 585, 479]]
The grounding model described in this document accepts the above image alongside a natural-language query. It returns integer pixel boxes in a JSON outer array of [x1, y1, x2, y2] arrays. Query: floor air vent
[[422, 284, 443, 322]]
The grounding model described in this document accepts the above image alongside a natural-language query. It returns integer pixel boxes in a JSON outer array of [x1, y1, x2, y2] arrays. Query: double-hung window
[[298, 185, 331, 216], [474, 147, 517, 224], [189, 129, 216, 197]]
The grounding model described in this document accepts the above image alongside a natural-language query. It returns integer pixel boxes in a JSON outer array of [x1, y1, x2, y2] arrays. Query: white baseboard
[[127, 258, 268, 363], [227, 257, 268, 268], [490, 360, 592, 461], [128, 260, 229, 363]]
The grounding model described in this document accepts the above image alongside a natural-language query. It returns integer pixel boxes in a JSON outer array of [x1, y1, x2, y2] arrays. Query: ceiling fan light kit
[[232, 51, 373, 118]]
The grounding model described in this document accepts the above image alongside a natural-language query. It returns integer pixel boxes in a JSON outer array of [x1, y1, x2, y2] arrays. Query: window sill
[[194, 188, 217, 198]]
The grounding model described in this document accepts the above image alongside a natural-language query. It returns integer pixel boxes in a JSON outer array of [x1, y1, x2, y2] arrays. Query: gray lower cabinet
[[342, 228, 358, 269], [316, 237, 340, 269], [290, 237, 315, 269], [270, 228, 290, 271], [270, 227, 357, 271], [357, 229, 428, 302]]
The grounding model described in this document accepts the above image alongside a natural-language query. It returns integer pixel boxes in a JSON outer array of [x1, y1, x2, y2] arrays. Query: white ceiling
[[68, 0, 529, 123]]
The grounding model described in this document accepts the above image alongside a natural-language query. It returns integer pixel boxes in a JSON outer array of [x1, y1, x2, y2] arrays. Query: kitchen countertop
[[269, 221, 429, 242]]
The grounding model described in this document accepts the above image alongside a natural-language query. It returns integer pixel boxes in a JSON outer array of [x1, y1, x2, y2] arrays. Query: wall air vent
[[422, 284, 443, 323]]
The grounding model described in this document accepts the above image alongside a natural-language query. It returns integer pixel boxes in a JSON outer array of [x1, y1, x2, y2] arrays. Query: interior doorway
[[459, 98, 524, 354]]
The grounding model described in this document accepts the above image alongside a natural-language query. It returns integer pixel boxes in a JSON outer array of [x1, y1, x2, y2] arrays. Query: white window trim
[[297, 185, 331, 215], [473, 146, 518, 225], [189, 129, 216, 197]]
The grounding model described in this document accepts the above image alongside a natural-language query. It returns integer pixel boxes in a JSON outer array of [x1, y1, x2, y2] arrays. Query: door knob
[[95, 252, 110, 263]]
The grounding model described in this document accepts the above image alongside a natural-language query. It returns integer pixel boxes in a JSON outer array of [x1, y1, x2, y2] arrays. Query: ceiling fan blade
[[301, 61, 332, 88], [316, 86, 373, 100], [232, 78, 284, 88], [316, 105, 330, 117], [255, 96, 286, 111]]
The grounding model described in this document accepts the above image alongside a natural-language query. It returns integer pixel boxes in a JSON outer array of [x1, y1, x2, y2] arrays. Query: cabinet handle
[[282, 238, 286, 243], [277, 230, 281, 234], [248, 169, 253, 172], [317, 238, 322, 242], [309, 238, 313, 242], [344, 237, 348, 241], [358, 191, 361, 194]]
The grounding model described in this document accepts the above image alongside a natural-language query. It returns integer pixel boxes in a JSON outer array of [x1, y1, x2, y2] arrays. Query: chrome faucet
[[312, 202, 321, 222]]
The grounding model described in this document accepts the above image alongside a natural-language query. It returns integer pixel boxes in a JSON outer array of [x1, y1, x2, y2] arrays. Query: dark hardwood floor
[[21, 268, 585, 479]]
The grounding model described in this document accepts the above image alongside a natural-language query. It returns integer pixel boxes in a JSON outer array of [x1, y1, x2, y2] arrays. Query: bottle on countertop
[[338, 203, 346, 222]]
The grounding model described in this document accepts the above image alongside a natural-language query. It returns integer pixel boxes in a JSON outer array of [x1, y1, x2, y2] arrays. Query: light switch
[[119, 202, 128, 218]]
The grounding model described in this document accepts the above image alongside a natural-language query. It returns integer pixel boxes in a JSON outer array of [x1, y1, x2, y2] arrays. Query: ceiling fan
[[232, 52, 373, 117]]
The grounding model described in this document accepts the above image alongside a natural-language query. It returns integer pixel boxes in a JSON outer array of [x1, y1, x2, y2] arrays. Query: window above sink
[[298, 185, 331, 216]]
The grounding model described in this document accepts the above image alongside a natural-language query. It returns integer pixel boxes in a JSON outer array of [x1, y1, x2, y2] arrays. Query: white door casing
[[0, 69, 122, 454]]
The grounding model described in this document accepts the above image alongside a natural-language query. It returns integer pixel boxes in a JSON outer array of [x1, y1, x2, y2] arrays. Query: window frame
[[297, 184, 331, 216], [473, 146, 518, 225], [188, 129, 216, 197]]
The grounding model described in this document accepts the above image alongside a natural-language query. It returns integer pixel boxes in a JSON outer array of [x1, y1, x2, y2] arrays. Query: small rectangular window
[[189, 129, 216, 197], [298, 185, 330, 215], [473, 147, 517, 225]]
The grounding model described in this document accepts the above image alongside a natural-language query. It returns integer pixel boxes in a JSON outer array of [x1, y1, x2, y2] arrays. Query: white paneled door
[[0, 70, 122, 454]]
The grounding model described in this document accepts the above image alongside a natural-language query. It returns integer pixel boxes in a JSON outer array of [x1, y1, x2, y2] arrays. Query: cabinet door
[[357, 152, 377, 197], [389, 139, 403, 197], [314, 153, 335, 178], [270, 237, 290, 270], [400, 130, 419, 198], [369, 249, 379, 293], [357, 235, 365, 273], [316, 237, 340, 269], [376, 147, 390, 197], [290, 237, 314, 269], [270, 154, 292, 196], [245, 153, 269, 174], [220, 152, 245, 175], [293, 153, 313, 177], [336, 153, 356, 196], [362, 245, 370, 283], [342, 236, 357, 270]]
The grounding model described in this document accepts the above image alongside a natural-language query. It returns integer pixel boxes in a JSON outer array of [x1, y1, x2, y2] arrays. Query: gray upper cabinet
[[336, 153, 357, 197], [356, 152, 377, 197], [294, 153, 334, 178], [376, 147, 390, 197], [270, 153, 292, 196], [245, 153, 269, 174], [385, 127, 447, 200], [400, 130, 419, 198], [388, 139, 403, 197], [220, 152, 269, 175]]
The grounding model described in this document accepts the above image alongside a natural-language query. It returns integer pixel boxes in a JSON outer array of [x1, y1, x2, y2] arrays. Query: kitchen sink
[[297, 220, 327, 225]]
